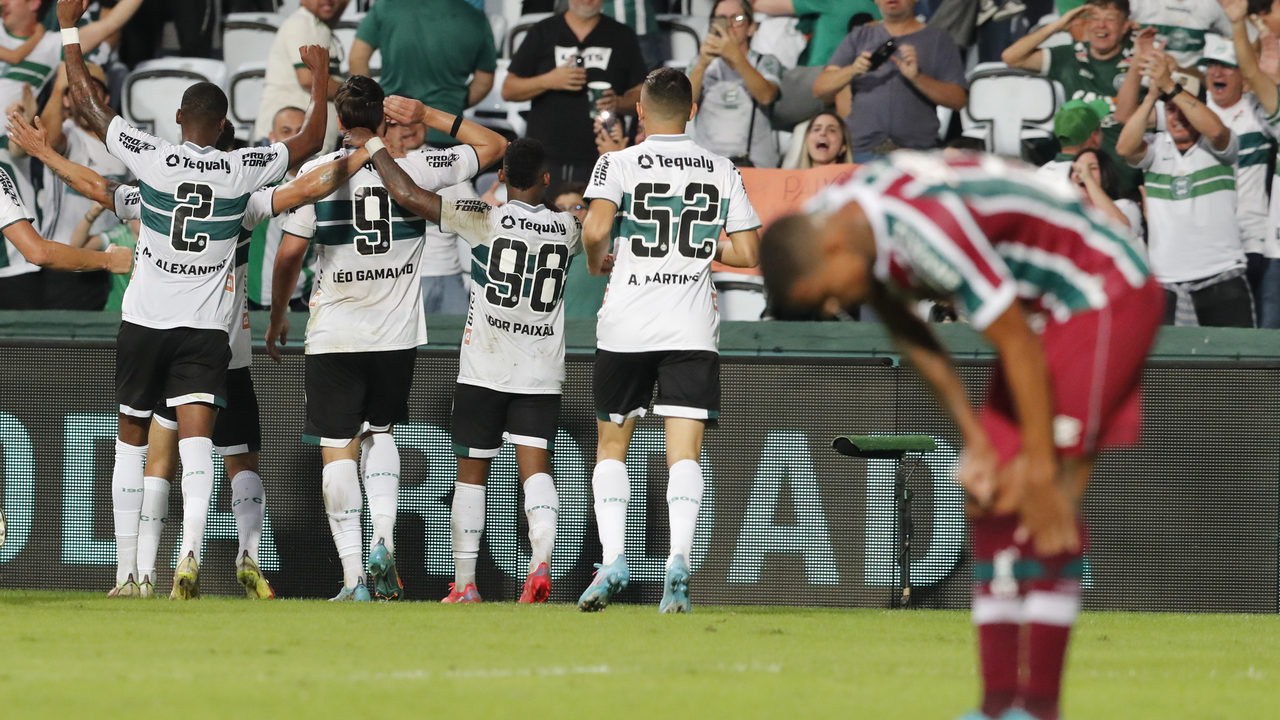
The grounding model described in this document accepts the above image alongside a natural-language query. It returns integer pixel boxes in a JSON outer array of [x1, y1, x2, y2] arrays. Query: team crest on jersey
[[1171, 176, 1192, 199], [118, 132, 155, 154]]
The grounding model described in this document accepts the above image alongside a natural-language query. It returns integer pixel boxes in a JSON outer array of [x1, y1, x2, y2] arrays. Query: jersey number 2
[[354, 186, 392, 255], [485, 237, 569, 312], [170, 181, 214, 253]]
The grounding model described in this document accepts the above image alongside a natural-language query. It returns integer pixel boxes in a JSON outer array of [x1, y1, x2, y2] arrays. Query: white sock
[[667, 459, 704, 565], [111, 440, 147, 584], [136, 476, 169, 583], [451, 481, 485, 587], [592, 459, 629, 565], [323, 459, 364, 588], [523, 472, 558, 572], [361, 433, 400, 555], [230, 470, 265, 562], [177, 437, 215, 565]]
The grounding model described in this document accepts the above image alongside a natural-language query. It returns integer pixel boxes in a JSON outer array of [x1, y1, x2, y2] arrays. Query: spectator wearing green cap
[[1038, 98, 1110, 179], [1201, 32, 1278, 319]]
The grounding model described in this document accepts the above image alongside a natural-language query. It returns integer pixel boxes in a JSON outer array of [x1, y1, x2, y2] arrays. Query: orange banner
[[714, 164, 858, 276]]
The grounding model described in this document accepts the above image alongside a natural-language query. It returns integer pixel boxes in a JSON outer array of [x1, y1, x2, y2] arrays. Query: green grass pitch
[[1, 592, 1276, 719]]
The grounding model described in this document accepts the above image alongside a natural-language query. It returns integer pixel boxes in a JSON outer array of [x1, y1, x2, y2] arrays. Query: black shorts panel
[[451, 383, 561, 457], [303, 349, 415, 446], [116, 321, 230, 417], [593, 349, 720, 423], [212, 367, 261, 455]]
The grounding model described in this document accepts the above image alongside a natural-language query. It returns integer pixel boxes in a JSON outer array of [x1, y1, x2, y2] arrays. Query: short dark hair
[[1073, 149, 1122, 200], [1248, 0, 1272, 15], [642, 67, 693, 120], [179, 82, 228, 126], [759, 213, 822, 317], [1087, 0, 1129, 16], [503, 138, 547, 191], [215, 119, 236, 152], [334, 75, 384, 132]]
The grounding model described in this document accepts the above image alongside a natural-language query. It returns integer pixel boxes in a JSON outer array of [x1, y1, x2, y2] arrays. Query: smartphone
[[867, 38, 898, 71], [598, 110, 620, 135], [574, 55, 585, 68], [710, 16, 729, 33]]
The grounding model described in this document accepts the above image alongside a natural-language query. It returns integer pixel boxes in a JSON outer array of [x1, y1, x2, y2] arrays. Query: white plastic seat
[[123, 58, 228, 145], [464, 57, 527, 138], [656, 14, 706, 67], [507, 12, 552, 57], [221, 12, 280, 74], [961, 63, 1060, 158], [713, 272, 766, 321], [228, 62, 267, 142]]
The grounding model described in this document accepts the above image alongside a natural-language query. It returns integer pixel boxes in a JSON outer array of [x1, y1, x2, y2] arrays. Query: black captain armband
[[449, 115, 464, 138]]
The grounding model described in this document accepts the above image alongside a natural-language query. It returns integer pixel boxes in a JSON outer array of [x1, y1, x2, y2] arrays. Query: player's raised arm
[[383, 96, 508, 170], [344, 126, 443, 223], [270, 147, 371, 215], [7, 111, 120, 210], [5, 217, 131, 274], [279, 45, 332, 167], [56, 0, 116, 142]]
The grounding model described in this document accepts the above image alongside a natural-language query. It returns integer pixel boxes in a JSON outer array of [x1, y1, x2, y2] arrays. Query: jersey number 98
[[354, 186, 392, 255], [170, 181, 215, 253], [629, 182, 721, 260], [485, 237, 569, 312]]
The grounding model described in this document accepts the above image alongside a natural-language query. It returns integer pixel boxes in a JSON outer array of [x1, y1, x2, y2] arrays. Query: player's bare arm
[[279, 45, 332, 165], [1002, 5, 1090, 71], [979, 302, 1079, 556], [868, 282, 999, 505], [4, 218, 131, 274], [716, 229, 759, 268], [1116, 82, 1156, 164], [583, 198, 618, 275], [266, 233, 310, 363], [383, 96, 509, 169], [270, 147, 372, 215], [57, 0, 116, 142], [344, 126, 444, 223], [77, 0, 145, 55], [1147, 51, 1233, 150], [7, 112, 120, 210]]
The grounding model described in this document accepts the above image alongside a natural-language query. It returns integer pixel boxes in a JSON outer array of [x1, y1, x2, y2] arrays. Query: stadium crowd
[[0, 0, 1276, 327]]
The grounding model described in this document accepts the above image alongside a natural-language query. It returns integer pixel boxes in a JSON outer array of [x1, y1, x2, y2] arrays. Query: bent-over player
[[759, 150, 1162, 720]]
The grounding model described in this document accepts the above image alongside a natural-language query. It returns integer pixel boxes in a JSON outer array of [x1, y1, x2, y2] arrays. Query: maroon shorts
[[982, 279, 1164, 463]]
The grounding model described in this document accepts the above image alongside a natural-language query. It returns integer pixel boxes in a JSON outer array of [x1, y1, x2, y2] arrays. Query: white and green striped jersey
[[0, 151, 36, 278], [0, 28, 59, 109], [585, 134, 761, 353], [442, 198, 582, 394], [115, 183, 277, 370], [42, 121, 129, 246], [105, 116, 290, 332], [1134, 131, 1243, 283], [1262, 94, 1280, 259], [602, 0, 657, 36], [281, 144, 480, 355], [1209, 93, 1274, 256], [1131, 0, 1232, 69]]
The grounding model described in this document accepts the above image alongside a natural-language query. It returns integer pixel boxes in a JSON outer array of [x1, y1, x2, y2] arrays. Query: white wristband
[[60, 28, 80, 46], [363, 137, 385, 156]]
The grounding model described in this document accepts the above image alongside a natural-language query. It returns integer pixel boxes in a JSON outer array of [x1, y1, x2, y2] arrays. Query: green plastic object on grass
[[831, 434, 936, 459]]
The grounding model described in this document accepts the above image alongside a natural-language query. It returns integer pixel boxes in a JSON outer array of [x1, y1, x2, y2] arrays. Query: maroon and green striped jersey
[[808, 152, 1151, 330]]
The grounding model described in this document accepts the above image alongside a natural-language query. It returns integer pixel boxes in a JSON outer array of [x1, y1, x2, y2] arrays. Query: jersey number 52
[[629, 182, 720, 259]]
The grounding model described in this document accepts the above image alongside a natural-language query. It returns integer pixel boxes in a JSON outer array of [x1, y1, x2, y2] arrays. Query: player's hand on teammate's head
[[105, 244, 133, 275], [298, 45, 330, 78], [383, 96, 427, 126], [56, 0, 89, 29], [344, 126, 375, 149], [6, 112, 48, 157]]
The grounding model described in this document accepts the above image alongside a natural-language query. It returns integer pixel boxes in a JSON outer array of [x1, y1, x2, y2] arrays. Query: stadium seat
[[221, 12, 280, 74], [656, 14, 706, 67], [713, 272, 766, 321], [228, 63, 266, 143], [464, 57, 527, 138], [507, 13, 552, 57], [123, 58, 228, 145], [961, 63, 1060, 158], [488, 13, 507, 62]]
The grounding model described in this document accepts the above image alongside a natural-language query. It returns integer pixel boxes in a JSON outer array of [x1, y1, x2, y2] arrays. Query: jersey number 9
[[354, 186, 392, 255], [170, 181, 215, 253], [629, 182, 721, 260], [485, 237, 570, 312]]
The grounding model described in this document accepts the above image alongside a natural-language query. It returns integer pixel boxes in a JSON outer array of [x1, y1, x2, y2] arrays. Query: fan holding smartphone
[[688, 0, 783, 168], [811, 0, 967, 162]]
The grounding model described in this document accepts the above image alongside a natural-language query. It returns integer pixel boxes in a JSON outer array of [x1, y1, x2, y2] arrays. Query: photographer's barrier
[[0, 314, 1277, 612]]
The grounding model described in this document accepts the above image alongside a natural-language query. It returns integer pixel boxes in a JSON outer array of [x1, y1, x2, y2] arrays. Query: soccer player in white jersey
[[345, 133, 578, 604], [577, 67, 761, 613], [268, 81, 508, 602], [13, 110, 371, 598], [56, 0, 332, 599]]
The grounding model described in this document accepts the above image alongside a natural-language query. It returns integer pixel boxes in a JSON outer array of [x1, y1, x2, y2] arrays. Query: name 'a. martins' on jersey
[[441, 197, 583, 395], [281, 144, 480, 355], [584, 134, 761, 354], [104, 116, 291, 333]]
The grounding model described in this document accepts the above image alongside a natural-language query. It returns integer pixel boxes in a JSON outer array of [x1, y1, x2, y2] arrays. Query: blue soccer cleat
[[330, 579, 372, 602], [577, 554, 629, 612], [367, 538, 403, 601], [658, 554, 691, 614]]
